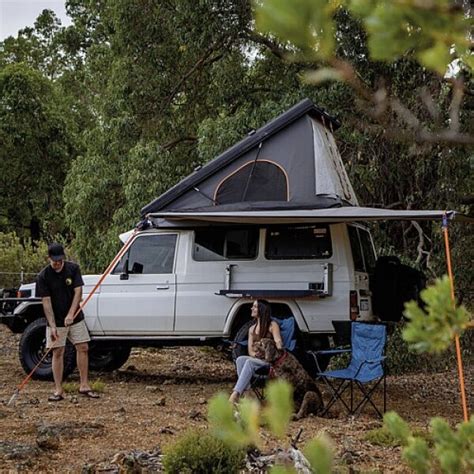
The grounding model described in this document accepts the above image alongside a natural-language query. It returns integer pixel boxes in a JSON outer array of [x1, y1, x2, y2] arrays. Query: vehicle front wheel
[[19, 318, 76, 380], [88, 342, 131, 372]]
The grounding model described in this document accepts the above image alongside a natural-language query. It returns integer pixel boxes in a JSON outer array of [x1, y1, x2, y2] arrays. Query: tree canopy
[[0, 1, 471, 299]]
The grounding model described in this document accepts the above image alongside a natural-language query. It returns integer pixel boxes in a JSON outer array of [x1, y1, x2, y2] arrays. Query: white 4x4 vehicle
[[1, 99, 426, 379], [4, 220, 381, 379]]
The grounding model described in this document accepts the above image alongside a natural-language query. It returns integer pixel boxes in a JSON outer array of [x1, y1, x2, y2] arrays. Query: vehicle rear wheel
[[19, 318, 76, 381], [88, 342, 131, 372]]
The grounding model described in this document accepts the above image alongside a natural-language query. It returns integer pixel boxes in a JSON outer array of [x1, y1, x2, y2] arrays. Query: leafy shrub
[[163, 430, 245, 474], [385, 322, 473, 376], [0, 232, 48, 288], [384, 412, 474, 474]]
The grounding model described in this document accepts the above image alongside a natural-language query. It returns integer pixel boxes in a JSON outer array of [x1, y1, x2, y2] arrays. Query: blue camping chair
[[317, 322, 387, 418]]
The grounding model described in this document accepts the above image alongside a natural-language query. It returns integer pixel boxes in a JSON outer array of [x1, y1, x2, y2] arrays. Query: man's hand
[[64, 314, 74, 327], [50, 327, 58, 341]]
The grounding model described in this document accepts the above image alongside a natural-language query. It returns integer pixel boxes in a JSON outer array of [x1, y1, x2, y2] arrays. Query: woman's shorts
[[46, 320, 91, 348]]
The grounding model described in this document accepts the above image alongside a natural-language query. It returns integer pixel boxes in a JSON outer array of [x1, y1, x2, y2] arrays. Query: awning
[[148, 207, 473, 225]]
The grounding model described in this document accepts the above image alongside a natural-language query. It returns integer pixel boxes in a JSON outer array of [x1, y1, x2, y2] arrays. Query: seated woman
[[229, 299, 283, 404]]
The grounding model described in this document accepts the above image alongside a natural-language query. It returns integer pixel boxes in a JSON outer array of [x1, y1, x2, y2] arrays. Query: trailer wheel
[[88, 342, 131, 372], [19, 318, 76, 380]]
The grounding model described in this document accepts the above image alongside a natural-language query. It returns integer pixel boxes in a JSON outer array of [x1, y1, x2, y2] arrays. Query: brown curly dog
[[256, 338, 324, 420]]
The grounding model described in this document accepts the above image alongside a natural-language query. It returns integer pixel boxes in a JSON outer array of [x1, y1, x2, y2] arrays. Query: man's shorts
[[46, 320, 91, 348]]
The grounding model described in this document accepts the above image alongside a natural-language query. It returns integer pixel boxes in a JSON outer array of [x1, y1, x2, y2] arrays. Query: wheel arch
[[224, 299, 309, 339], [11, 301, 45, 332]]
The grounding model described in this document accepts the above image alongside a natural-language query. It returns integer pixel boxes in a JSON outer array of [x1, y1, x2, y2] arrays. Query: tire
[[19, 318, 76, 381], [88, 342, 131, 372]]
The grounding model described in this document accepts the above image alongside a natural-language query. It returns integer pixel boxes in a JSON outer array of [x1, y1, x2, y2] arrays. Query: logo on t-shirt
[[65, 277, 73, 286]]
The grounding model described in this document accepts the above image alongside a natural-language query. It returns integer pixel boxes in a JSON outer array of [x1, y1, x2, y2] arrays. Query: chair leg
[[350, 380, 353, 413], [351, 378, 384, 418], [320, 378, 352, 416]]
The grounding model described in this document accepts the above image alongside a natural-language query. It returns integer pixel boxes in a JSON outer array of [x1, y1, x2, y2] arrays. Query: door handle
[[156, 285, 170, 290]]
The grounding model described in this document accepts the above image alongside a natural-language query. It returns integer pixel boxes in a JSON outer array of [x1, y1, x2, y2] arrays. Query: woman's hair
[[255, 299, 272, 337]]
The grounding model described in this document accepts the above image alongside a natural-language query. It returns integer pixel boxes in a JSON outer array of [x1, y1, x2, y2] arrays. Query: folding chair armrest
[[353, 356, 386, 378]]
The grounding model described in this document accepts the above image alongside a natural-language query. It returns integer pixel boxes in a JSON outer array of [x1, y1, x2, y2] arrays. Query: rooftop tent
[[141, 98, 359, 216]]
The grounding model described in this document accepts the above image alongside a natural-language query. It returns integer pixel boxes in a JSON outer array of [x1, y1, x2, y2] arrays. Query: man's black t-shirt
[[36, 261, 85, 327]]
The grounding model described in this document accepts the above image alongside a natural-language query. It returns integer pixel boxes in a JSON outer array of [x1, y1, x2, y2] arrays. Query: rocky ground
[[0, 324, 472, 473]]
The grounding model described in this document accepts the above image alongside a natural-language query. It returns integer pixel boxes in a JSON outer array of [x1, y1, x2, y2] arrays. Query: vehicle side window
[[265, 225, 332, 260], [193, 228, 258, 261], [348, 226, 365, 272], [359, 228, 376, 273], [113, 234, 177, 274]]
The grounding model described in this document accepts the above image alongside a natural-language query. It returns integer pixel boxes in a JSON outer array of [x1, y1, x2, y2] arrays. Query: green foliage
[[256, 0, 339, 59], [256, 0, 472, 75], [403, 276, 471, 354], [384, 411, 474, 474], [263, 379, 294, 438], [162, 430, 245, 474], [0, 63, 78, 240], [303, 434, 334, 473], [0, 232, 48, 287], [365, 425, 401, 447], [208, 380, 334, 473], [208, 393, 260, 448], [62, 379, 105, 394]]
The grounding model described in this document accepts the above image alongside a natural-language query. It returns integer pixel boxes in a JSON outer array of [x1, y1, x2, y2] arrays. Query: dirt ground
[[0, 324, 472, 473]]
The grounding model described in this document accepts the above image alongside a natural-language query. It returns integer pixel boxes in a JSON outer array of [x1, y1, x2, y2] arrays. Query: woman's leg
[[233, 357, 269, 396]]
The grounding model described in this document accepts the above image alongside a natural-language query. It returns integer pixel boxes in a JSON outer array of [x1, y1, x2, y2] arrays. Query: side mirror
[[120, 259, 129, 280]]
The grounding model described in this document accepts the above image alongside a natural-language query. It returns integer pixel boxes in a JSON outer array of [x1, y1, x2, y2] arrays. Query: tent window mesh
[[216, 161, 287, 204]]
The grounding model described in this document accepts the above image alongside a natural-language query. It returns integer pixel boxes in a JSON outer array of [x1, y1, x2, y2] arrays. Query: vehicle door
[[174, 227, 259, 333], [348, 225, 376, 320], [97, 233, 178, 334]]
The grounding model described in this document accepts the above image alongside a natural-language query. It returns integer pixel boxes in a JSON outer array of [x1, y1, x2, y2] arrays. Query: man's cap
[[48, 243, 65, 261]]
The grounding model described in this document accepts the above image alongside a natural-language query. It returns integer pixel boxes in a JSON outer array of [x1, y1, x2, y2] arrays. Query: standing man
[[36, 243, 99, 401]]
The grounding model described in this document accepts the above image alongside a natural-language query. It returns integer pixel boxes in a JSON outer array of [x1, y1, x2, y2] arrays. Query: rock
[[0, 441, 40, 461], [145, 385, 160, 392], [162, 379, 175, 385], [154, 397, 166, 406], [70, 396, 79, 404], [159, 427, 174, 435], [114, 406, 126, 414], [36, 432, 60, 451], [37, 421, 105, 441], [82, 448, 163, 473], [198, 397, 207, 405], [188, 409, 204, 420]]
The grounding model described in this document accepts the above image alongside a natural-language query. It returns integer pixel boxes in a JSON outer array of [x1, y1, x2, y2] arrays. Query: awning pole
[[442, 213, 469, 422]]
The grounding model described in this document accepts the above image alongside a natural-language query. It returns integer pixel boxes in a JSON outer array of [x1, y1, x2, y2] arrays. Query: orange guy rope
[[442, 212, 469, 422], [7, 228, 139, 405]]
